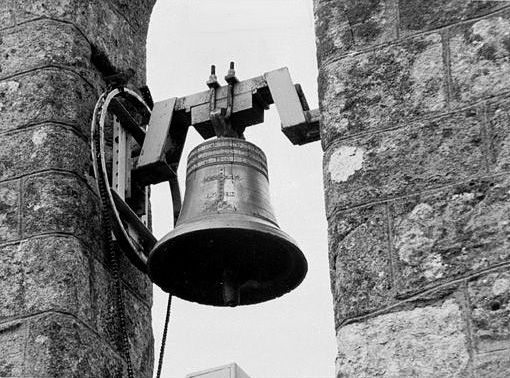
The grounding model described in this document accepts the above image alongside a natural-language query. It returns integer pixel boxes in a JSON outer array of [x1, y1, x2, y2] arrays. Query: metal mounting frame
[[96, 66, 319, 272], [134, 67, 320, 188]]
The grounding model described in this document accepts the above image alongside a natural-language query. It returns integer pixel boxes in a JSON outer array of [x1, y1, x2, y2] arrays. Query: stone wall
[[315, 1, 510, 376], [0, 1, 156, 376]]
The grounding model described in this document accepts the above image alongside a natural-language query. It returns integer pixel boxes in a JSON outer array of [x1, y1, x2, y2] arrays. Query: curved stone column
[[315, 1, 510, 376], [0, 1, 157, 376]]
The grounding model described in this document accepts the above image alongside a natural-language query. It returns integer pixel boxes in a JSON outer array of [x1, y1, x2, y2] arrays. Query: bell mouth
[[147, 216, 308, 306]]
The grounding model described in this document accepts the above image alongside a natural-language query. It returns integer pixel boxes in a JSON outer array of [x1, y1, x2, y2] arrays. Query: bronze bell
[[147, 137, 307, 306]]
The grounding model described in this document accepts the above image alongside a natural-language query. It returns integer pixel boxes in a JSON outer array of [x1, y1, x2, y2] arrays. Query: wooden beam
[[135, 98, 178, 185], [174, 75, 270, 112]]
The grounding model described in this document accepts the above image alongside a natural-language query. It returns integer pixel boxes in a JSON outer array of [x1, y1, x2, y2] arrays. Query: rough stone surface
[[0, 69, 97, 135], [92, 259, 153, 377], [474, 349, 510, 378], [336, 299, 470, 377], [0, 180, 19, 243], [23, 313, 126, 378], [2, 0, 155, 85], [318, 2, 510, 377], [324, 107, 486, 213], [0, 237, 92, 322], [109, 0, 155, 32], [391, 176, 510, 296], [118, 249, 153, 305], [314, 0, 398, 64], [328, 204, 393, 326], [486, 95, 510, 173], [0, 1, 155, 375], [319, 32, 445, 149], [0, 18, 93, 79], [0, 125, 91, 181], [469, 270, 510, 353], [0, 320, 25, 377], [22, 173, 101, 249], [450, 11, 510, 107], [399, 0, 508, 35]]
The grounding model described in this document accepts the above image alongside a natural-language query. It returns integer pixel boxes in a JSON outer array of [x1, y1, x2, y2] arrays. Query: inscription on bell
[[203, 168, 240, 210], [203, 174, 240, 182]]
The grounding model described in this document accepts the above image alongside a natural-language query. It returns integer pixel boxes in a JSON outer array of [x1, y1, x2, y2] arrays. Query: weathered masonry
[[315, 0, 510, 376], [0, 1, 156, 376]]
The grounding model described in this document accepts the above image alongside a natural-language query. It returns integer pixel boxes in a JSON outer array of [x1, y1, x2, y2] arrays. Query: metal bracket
[[134, 65, 320, 187]]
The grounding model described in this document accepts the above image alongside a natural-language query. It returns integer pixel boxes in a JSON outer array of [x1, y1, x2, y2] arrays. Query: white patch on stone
[[410, 203, 434, 219], [423, 254, 445, 280], [395, 203, 442, 264], [328, 146, 365, 183], [339, 117, 349, 130], [0, 186, 17, 204], [492, 278, 509, 296], [0, 81, 20, 93], [451, 192, 475, 201], [0, 81, 20, 111], [336, 299, 469, 377], [35, 335, 48, 344], [472, 17, 510, 46], [31, 129, 47, 146]]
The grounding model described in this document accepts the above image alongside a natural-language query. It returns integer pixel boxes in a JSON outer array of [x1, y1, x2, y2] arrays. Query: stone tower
[[0, 1, 156, 376], [315, 0, 510, 376]]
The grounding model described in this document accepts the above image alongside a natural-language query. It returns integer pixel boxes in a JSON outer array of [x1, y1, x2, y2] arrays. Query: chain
[[93, 97, 135, 378], [156, 294, 172, 378]]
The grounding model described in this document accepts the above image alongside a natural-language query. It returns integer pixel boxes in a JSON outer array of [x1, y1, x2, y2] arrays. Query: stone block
[[319, 32, 445, 148], [24, 312, 126, 377], [0, 2, 14, 30], [486, 96, 510, 173], [390, 176, 510, 296], [450, 10, 510, 107], [124, 286, 153, 378], [324, 107, 486, 213], [0, 180, 19, 243], [0, 320, 26, 377], [474, 349, 510, 378], [0, 236, 92, 323], [0, 69, 97, 135], [0, 18, 93, 79], [468, 269, 510, 353], [22, 173, 101, 250], [314, 0, 397, 64], [399, 0, 507, 35], [118, 248, 153, 306], [335, 299, 470, 377], [10, 0, 150, 84], [91, 259, 153, 377], [0, 125, 90, 182], [109, 0, 156, 33], [328, 204, 393, 325]]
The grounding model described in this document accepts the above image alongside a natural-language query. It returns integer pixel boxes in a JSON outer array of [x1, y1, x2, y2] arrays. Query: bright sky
[[146, 1, 336, 377]]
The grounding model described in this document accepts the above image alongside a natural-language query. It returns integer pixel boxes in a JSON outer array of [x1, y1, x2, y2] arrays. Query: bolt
[[207, 64, 219, 88]]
